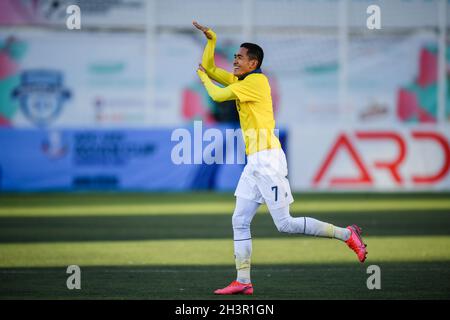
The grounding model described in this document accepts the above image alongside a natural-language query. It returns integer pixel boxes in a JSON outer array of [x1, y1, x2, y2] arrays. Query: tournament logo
[[12, 70, 71, 127]]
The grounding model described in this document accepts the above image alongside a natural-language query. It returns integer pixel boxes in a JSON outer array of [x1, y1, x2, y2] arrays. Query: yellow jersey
[[228, 73, 281, 155], [197, 29, 281, 155]]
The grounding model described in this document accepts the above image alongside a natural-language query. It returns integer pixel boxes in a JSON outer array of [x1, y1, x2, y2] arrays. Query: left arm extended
[[197, 69, 237, 103]]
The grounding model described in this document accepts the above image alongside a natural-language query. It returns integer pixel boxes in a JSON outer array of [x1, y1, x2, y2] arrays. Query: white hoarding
[[289, 125, 450, 191]]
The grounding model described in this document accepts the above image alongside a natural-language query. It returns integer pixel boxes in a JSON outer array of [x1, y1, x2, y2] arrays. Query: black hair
[[240, 43, 264, 69]]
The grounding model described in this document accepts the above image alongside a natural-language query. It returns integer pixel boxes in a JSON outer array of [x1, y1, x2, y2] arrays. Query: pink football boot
[[345, 224, 368, 263], [214, 281, 254, 295]]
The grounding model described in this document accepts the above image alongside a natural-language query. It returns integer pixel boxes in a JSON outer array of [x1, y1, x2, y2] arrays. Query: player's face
[[233, 47, 257, 77]]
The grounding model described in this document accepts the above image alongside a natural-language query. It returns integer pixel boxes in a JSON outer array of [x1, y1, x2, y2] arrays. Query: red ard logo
[[313, 131, 450, 186]]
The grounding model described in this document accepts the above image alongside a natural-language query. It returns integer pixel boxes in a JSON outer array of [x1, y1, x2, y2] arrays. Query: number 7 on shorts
[[271, 186, 278, 202]]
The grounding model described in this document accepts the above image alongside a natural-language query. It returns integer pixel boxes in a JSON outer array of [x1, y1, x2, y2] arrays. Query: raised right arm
[[201, 29, 237, 86], [193, 21, 237, 86]]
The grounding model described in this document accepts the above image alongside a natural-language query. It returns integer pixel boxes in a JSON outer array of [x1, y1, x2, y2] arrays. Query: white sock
[[235, 254, 251, 284], [269, 205, 351, 241], [233, 197, 260, 284], [333, 226, 351, 241]]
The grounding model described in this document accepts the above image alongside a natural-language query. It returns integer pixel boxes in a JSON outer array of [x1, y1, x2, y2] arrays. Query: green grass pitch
[[0, 192, 449, 299]]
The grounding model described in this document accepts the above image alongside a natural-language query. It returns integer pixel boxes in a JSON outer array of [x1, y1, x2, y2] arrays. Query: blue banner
[[0, 126, 287, 191]]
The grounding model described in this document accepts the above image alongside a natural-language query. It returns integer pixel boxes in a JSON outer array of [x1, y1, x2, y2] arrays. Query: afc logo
[[313, 130, 450, 187]]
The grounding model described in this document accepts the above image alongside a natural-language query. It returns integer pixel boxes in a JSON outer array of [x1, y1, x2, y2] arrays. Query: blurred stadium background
[[0, 0, 449, 299]]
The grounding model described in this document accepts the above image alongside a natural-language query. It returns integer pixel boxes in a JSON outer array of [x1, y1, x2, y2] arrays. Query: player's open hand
[[193, 21, 212, 39]]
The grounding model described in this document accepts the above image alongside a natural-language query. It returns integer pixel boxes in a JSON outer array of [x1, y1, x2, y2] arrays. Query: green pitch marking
[[1, 199, 450, 217], [0, 192, 449, 299], [1, 262, 450, 299], [0, 236, 449, 268]]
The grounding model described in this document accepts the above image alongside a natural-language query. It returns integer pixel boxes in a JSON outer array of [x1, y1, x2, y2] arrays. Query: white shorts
[[234, 148, 294, 210]]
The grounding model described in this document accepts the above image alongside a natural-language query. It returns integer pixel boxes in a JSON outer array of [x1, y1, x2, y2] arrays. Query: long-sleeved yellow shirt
[[197, 29, 281, 155]]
